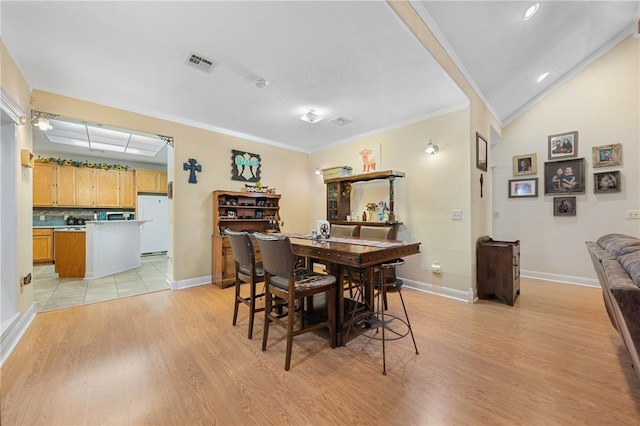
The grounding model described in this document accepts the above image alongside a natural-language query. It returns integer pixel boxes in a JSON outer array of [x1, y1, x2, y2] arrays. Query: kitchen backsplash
[[33, 208, 135, 227]]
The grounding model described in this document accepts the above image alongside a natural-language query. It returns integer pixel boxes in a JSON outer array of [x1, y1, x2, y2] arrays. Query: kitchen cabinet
[[33, 162, 56, 207], [120, 170, 135, 208], [54, 230, 86, 278], [94, 169, 120, 207], [211, 190, 280, 288], [136, 169, 167, 194], [75, 167, 94, 207], [56, 165, 76, 206], [33, 228, 54, 263]]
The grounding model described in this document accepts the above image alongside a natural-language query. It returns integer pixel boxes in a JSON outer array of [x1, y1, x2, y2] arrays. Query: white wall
[[493, 35, 640, 285]]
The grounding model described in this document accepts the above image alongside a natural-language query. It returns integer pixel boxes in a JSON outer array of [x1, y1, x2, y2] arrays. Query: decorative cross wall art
[[183, 158, 202, 184]]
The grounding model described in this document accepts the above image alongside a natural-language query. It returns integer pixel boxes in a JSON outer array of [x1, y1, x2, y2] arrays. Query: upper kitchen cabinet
[[75, 167, 95, 207], [33, 162, 136, 209], [120, 170, 135, 208], [33, 162, 56, 206], [136, 169, 167, 194], [94, 169, 120, 207]]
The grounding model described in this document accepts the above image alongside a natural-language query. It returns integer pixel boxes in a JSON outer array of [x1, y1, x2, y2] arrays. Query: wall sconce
[[30, 110, 57, 131], [314, 165, 322, 175], [425, 139, 439, 155]]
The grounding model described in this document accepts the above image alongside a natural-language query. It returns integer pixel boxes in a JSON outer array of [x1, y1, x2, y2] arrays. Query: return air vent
[[185, 52, 217, 73], [329, 116, 352, 127]]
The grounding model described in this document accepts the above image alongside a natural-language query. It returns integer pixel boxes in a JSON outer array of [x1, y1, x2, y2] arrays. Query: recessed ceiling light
[[537, 72, 549, 82], [300, 109, 324, 124], [524, 3, 540, 21]]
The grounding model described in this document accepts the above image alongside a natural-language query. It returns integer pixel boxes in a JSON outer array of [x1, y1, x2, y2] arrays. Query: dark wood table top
[[287, 235, 421, 268]]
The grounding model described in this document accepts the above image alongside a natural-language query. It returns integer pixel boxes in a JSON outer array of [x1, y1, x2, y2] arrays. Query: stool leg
[[233, 278, 240, 326], [397, 286, 419, 355], [380, 267, 387, 375]]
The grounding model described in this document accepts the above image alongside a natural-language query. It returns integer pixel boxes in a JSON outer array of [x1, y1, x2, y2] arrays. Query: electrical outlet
[[451, 210, 462, 221], [64, 215, 69, 220], [39, 215, 45, 221], [431, 261, 442, 274], [626, 210, 640, 219]]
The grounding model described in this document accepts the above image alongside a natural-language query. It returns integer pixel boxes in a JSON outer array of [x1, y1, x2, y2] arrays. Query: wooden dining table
[[286, 234, 421, 346]]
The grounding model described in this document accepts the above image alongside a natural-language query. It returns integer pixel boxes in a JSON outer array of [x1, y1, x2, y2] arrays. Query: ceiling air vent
[[185, 52, 217, 73], [329, 116, 352, 127]]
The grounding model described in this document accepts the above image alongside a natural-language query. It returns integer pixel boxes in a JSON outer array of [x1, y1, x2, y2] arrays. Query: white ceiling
[[2, 1, 638, 164]]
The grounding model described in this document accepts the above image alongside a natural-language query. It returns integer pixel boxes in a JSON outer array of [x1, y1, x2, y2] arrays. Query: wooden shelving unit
[[324, 170, 405, 239], [211, 190, 281, 288]]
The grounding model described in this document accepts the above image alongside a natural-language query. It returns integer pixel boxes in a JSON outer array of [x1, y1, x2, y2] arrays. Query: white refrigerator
[[137, 194, 169, 254]]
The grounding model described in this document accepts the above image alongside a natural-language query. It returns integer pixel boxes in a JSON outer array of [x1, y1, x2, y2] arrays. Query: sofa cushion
[[598, 235, 640, 257], [597, 233, 630, 247], [618, 251, 640, 288]]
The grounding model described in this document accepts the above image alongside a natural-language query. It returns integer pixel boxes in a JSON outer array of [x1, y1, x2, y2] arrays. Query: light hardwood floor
[[1, 278, 639, 425]]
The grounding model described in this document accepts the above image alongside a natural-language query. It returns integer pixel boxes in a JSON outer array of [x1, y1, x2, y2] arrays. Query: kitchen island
[[85, 220, 149, 279]]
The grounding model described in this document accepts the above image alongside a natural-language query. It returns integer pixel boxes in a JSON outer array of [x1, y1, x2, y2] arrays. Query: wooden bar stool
[[225, 229, 265, 339]]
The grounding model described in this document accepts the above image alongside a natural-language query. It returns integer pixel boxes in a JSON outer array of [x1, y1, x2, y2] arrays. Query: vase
[[368, 211, 374, 221]]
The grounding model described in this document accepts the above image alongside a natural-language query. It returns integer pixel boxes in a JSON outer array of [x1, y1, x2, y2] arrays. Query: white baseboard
[[171, 275, 212, 290], [401, 277, 473, 303], [521, 270, 599, 288], [1, 303, 37, 367]]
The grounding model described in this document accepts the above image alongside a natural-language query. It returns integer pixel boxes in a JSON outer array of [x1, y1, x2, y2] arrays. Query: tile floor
[[33, 254, 170, 312]]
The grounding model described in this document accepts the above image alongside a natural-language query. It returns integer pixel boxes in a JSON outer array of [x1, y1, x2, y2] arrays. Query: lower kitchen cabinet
[[33, 228, 54, 263], [54, 230, 86, 278]]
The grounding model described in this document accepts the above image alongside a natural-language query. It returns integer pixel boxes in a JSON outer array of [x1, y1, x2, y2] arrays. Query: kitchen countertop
[[34, 225, 87, 230]]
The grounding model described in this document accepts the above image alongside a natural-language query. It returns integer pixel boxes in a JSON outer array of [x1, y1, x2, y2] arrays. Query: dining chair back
[[254, 233, 337, 371], [225, 229, 265, 339], [359, 226, 393, 240], [330, 224, 357, 237]]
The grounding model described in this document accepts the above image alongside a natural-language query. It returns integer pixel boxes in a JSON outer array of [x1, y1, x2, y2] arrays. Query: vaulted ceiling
[[2, 1, 638, 164]]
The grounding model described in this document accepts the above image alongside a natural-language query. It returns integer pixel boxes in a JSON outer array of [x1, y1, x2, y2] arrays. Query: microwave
[[106, 212, 133, 221]]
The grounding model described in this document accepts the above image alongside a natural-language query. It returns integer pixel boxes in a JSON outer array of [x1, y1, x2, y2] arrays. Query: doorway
[[1, 110, 19, 332]]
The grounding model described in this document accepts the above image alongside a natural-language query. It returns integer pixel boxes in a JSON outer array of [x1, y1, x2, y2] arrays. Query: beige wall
[[310, 108, 473, 296], [493, 35, 640, 283], [1, 42, 34, 313], [31, 90, 311, 283], [389, 1, 501, 295]]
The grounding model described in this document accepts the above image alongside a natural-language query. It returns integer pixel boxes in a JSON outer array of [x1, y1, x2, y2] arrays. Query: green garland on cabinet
[[36, 156, 130, 170]]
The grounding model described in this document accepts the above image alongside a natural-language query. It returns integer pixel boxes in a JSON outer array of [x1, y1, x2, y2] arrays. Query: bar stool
[[346, 257, 419, 375]]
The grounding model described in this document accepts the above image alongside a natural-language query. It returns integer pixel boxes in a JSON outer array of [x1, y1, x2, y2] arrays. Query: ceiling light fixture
[[314, 165, 322, 175], [31, 110, 57, 131], [524, 3, 540, 21], [425, 139, 439, 155], [35, 117, 53, 131], [537, 72, 549, 82], [255, 78, 268, 89], [300, 109, 324, 124]]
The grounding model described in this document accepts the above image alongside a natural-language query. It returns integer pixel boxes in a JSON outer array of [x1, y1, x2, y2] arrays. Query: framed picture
[[513, 153, 537, 176], [476, 132, 487, 171], [554, 197, 576, 216], [544, 158, 586, 195], [508, 178, 538, 198], [594, 171, 621, 193], [548, 131, 578, 160], [592, 144, 621, 168]]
